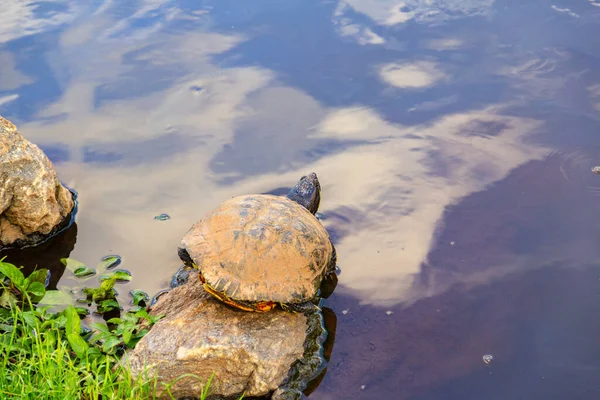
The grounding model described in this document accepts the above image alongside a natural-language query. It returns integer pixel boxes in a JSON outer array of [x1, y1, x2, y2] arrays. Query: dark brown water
[[3, 0, 600, 398]]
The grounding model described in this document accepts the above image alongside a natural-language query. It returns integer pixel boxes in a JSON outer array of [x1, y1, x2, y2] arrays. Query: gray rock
[[125, 271, 325, 399], [0, 115, 75, 249]]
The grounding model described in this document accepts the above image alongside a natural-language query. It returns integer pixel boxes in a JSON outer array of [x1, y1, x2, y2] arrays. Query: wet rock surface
[[0, 115, 75, 249], [126, 271, 311, 399]]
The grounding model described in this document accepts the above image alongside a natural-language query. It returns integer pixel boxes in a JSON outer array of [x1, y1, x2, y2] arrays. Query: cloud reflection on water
[[339, 0, 495, 26], [0, 0, 80, 43], [0, 0, 568, 310]]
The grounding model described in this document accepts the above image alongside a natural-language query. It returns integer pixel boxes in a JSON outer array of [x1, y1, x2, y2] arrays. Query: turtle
[[177, 172, 337, 312]]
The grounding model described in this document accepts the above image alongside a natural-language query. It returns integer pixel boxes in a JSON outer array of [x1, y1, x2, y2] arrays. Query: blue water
[[3, 0, 600, 398]]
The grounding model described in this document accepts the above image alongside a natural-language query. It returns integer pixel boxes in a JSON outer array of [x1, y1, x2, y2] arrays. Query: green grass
[[0, 260, 227, 400], [1, 305, 167, 399]]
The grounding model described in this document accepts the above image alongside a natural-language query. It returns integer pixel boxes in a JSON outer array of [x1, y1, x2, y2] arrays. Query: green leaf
[[134, 309, 149, 318], [100, 277, 117, 291], [106, 318, 123, 325], [61, 258, 87, 273], [39, 289, 75, 306], [67, 333, 89, 358], [0, 308, 10, 320], [43, 330, 56, 348], [0, 290, 16, 308], [113, 270, 132, 281], [21, 311, 38, 328], [74, 267, 96, 278], [149, 314, 164, 325], [52, 315, 67, 330], [101, 335, 122, 353], [130, 290, 149, 306], [74, 307, 90, 317], [101, 299, 120, 310], [0, 262, 25, 289], [100, 270, 132, 282], [122, 313, 139, 325], [126, 338, 141, 348], [65, 306, 81, 336], [98, 255, 122, 272], [122, 327, 133, 345], [89, 278, 117, 304], [86, 347, 103, 362], [90, 322, 111, 334], [98, 299, 121, 313], [128, 305, 143, 313], [133, 329, 149, 339], [112, 324, 125, 335], [27, 269, 49, 285], [27, 282, 46, 299]]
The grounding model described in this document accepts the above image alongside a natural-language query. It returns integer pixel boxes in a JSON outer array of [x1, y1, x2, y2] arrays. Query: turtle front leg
[[325, 243, 337, 277], [170, 264, 193, 288]]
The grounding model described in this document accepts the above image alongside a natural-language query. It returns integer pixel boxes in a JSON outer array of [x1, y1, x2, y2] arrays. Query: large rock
[[0, 115, 75, 249], [126, 271, 326, 399]]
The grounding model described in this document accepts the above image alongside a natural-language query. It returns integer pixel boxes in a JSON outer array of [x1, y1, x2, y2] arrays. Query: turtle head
[[286, 172, 321, 214]]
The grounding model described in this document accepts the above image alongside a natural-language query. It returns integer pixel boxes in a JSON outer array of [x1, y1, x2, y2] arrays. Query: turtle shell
[[180, 194, 333, 304]]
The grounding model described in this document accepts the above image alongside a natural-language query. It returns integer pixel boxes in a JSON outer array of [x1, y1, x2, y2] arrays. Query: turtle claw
[[326, 243, 337, 276], [170, 264, 193, 288]]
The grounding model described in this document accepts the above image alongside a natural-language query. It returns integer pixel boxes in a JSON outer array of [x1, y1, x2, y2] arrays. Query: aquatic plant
[[0, 258, 223, 399]]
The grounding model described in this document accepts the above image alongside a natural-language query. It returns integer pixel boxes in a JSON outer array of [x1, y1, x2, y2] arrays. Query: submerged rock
[[126, 271, 327, 399], [0, 115, 75, 249]]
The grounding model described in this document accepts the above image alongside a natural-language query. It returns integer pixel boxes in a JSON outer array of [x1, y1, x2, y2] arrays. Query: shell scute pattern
[[181, 194, 333, 304]]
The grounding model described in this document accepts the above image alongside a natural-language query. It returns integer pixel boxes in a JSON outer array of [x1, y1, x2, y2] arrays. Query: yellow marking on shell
[[255, 301, 276, 312], [203, 283, 257, 312], [222, 280, 231, 293]]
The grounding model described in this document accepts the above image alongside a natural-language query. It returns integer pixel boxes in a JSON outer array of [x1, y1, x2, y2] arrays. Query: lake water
[[3, 0, 600, 398]]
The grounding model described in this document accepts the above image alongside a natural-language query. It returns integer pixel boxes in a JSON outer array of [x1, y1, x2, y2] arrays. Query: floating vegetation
[[74, 306, 90, 316], [74, 266, 97, 278], [154, 213, 170, 221], [100, 270, 132, 282], [101, 255, 122, 270], [81, 276, 119, 313], [0, 262, 47, 307], [62, 258, 97, 279], [40, 288, 75, 306], [129, 290, 150, 307]]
